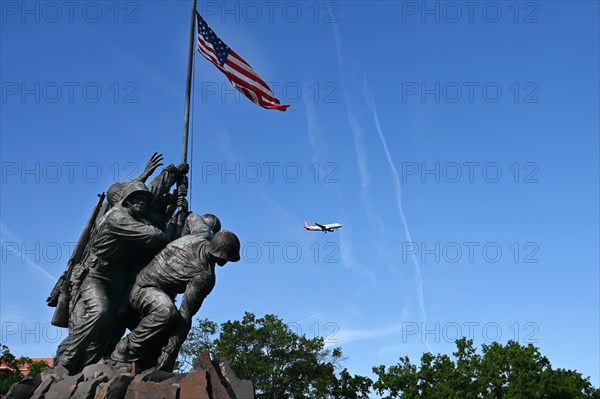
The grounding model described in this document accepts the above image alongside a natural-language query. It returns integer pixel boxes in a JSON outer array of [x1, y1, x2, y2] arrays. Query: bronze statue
[[49, 150, 238, 376], [48, 153, 181, 329], [110, 212, 240, 372], [53, 154, 189, 375]]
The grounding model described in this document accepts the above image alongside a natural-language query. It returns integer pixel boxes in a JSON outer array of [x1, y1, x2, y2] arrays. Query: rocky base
[[5, 351, 255, 399]]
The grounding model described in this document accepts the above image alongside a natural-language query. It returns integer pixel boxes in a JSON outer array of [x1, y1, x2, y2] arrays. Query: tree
[[178, 312, 372, 399], [0, 345, 49, 395], [373, 338, 600, 399]]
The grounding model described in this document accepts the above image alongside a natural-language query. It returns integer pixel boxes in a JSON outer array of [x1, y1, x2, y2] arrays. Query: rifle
[[47, 192, 106, 327]]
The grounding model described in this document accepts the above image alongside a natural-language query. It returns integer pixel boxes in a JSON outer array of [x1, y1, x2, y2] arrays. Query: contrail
[[0, 221, 59, 283], [303, 95, 321, 165], [333, 25, 427, 321], [304, 91, 377, 285], [362, 84, 428, 323], [332, 25, 387, 239], [332, 26, 431, 357]]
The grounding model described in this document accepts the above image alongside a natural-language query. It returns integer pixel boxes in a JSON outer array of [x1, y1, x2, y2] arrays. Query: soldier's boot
[[110, 337, 130, 364], [155, 346, 177, 372]]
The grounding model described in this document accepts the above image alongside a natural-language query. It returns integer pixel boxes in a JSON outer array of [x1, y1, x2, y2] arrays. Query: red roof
[[0, 358, 53, 376]]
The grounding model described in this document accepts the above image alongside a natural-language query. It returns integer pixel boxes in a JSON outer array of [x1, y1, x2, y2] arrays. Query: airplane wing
[[314, 223, 327, 230]]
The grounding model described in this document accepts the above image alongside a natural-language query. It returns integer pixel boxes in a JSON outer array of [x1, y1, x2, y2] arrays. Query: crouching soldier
[[111, 213, 240, 371]]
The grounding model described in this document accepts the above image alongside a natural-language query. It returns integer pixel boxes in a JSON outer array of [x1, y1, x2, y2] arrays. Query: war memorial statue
[[0, 152, 252, 399], [44, 153, 240, 378]]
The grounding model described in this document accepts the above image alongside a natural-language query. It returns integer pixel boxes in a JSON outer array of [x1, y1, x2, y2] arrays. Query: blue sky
[[1, 0, 598, 389]]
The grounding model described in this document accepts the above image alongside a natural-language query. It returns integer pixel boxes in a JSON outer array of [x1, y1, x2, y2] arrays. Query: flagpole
[[176, 0, 197, 215], [181, 0, 197, 164]]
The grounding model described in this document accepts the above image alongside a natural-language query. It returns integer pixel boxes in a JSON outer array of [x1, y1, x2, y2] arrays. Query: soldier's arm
[[179, 275, 212, 325], [147, 163, 189, 201], [109, 212, 176, 248]]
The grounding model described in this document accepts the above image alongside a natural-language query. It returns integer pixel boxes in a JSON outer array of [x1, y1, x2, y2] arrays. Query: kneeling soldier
[[111, 213, 240, 371]]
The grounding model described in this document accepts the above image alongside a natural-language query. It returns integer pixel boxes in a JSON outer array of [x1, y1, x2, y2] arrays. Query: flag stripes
[[196, 12, 289, 111]]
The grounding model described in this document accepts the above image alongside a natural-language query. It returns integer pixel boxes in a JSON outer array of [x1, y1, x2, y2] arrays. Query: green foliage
[[179, 312, 372, 399], [180, 316, 598, 399], [177, 318, 219, 371], [0, 344, 49, 395], [373, 338, 599, 399], [27, 359, 50, 377], [332, 368, 375, 399]]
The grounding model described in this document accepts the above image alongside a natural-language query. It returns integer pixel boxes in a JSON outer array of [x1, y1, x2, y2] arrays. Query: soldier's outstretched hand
[[138, 152, 164, 182], [146, 152, 164, 174]]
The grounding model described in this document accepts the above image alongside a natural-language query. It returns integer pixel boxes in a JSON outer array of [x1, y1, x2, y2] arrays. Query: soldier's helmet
[[201, 214, 221, 234], [120, 181, 154, 207], [209, 230, 241, 262], [183, 213, 222, 236], [107, 182, 126, 206]]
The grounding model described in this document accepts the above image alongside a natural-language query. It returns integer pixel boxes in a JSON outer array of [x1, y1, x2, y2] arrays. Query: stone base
[[5, 351, 255, 399]]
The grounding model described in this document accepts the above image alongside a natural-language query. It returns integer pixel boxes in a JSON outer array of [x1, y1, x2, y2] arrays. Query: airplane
[[304, 221, 343, 233]]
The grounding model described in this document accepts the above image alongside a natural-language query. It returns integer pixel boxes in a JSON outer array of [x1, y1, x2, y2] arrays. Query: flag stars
[[195, 11, 289, 111]]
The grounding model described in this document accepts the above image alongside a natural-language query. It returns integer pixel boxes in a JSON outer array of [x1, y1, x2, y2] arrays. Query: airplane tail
[[304, 221, 311, 228]]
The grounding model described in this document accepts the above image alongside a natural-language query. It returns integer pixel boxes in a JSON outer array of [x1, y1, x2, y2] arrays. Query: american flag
[[196, 12, 289, 112]]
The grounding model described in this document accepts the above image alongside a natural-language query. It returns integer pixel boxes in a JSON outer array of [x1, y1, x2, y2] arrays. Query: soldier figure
[[110, 213, 240, 372], [105, 153, 188, 230], [51, 154, 189, 371], [69, 158, 187, 308], [57, 181, 184, 374]]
